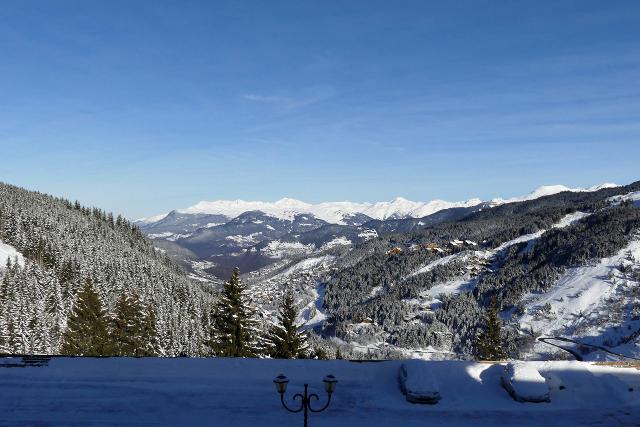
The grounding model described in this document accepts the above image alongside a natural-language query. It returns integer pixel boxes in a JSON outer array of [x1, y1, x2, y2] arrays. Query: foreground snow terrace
[[1, 358, 639, 426]]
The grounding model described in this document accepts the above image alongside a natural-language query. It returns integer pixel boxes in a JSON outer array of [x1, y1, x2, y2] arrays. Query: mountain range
[[136, 183, 619, 279]]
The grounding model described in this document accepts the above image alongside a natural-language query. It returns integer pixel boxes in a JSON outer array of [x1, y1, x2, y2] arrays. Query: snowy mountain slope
[[137, 183, 617, 226], [310, 181, 640, 359], [2, 357, 639, 427], [0, 239, 24, 269], [136, 184, 617, 281], [492, 183, 620, 204], [168, 196, 483, 224], [246, 255, 336, 328], [518, 236, 640, 359]]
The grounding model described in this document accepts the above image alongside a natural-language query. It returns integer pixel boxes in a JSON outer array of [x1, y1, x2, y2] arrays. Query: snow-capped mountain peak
[[137, 183, 618, 225]]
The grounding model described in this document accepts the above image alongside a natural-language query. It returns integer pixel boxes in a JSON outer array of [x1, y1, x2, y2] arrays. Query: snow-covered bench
[[399, 360, 441, 404], [501, 361, 550, 403]]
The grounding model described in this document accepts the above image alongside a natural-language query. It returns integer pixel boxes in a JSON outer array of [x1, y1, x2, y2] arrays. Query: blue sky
[[1, 1, 639, 218]]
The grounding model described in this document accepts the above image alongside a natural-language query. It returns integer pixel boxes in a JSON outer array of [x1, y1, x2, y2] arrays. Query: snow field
[[1, 358, 639, 426], [518, 238, 640, 356]]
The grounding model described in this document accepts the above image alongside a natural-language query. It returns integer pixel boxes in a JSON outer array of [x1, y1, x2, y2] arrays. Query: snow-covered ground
[[1, 357, 638, 426], [0, 239, 24, 269], [406, 212, 592, 282], [518, 237, 640, 358], [261, 240, 316, 259]]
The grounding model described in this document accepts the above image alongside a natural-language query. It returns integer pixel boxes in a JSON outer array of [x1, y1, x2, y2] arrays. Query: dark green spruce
[[476, 298, 506, 361], [209, 268, 261, 357], [110, 291, 158, 356], [266, 288, 308, 359], [61, 279, 112, 356]]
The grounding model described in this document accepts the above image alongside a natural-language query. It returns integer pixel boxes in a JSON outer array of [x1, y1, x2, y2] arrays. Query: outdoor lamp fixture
[[273, 373, 338, 427]]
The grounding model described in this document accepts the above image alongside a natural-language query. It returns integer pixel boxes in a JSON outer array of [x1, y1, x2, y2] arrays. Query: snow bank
[[1, 358, 638, 426], [501, 362, 550, 403]]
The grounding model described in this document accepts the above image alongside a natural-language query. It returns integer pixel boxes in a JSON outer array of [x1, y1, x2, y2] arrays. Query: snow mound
[[502, 362, 550, 403]]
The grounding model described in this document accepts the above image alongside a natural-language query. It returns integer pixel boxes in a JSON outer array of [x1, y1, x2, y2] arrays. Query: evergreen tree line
[[208, 268, 309, 359], [0, 182, 214, 356], [319, 182, 640, 360], [59, 268, 311, 359], [61, 280, 158, 356]]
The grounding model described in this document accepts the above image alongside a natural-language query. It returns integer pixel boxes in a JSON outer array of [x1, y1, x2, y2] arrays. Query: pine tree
[[476, 297, 506, 361], [110, 291, 159, 357], [61, 279, 112, 356], [111, 291, 145, 356], [210, 268, 261, 357], [266, 288, 308, 359], [141, 304, 160, 356]]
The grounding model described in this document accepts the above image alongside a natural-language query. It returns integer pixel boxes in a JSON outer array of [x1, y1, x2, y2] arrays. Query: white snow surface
[[1, 357, 639, 426], [261, 240, 316, 259], [518, 237, 640, 355], [609, 191, 640, 206], [321, 236, 352, 250], [0, 239, 24, 268], [138, 183, 616, 225], [175, 197, 483, 224], [492, 183, 619, 204]]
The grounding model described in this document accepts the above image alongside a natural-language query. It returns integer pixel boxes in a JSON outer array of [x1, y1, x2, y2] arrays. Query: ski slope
[[1, 357, 638, 426]]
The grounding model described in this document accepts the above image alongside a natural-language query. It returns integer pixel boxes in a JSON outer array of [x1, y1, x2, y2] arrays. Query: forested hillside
[[0, 183, 215, 356], [2, 181, 639, 361], [310, 182, 640, 359]]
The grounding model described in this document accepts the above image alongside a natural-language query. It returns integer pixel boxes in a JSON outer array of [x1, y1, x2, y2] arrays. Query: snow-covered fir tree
[[476, 298, 507, 361], [111, 290, 158, 356], [265, 288, 308, 358], [209, 268, 263, 357], [61, 279, 112, 356], [0, 182, 216, 356]]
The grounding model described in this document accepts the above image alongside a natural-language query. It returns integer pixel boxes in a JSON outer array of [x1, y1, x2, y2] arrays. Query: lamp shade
[[323, 374, 338, 394], [273, 374, 289, 394]]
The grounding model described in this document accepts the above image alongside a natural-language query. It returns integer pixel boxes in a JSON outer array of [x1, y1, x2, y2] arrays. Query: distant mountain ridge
[[136, 183, 620, 280], [137, 183, 619, 226]]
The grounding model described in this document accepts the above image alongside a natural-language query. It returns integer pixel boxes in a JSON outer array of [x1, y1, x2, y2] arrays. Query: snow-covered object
[[0, 239, 24, 268], [399, 359, 441, 403], [501, 362, 550, 403]]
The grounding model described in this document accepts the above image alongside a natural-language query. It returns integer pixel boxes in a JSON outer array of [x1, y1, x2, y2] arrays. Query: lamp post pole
[[274, 374, 337, 427]]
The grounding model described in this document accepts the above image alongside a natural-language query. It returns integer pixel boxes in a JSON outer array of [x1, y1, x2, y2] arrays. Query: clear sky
[[1, 1, 639, 219]]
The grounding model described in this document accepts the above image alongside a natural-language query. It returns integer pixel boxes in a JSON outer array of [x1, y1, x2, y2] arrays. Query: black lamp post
[[273, 374, 338, 427]]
